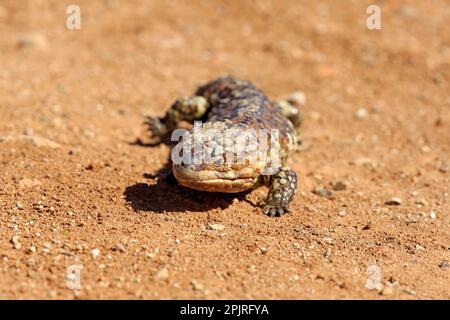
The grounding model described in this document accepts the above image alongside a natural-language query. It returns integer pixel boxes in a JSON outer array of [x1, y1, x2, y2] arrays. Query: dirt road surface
[[0, 0, 449, 299]]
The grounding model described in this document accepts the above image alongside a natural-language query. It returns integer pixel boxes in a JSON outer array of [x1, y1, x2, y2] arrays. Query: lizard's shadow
[[124, 163, 256, 213]]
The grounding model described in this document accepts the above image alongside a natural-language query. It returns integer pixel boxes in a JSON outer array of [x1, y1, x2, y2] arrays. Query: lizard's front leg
[[146, 96, 209, 144], [262, 166, 297, 217], [274, 100, 303, 147]]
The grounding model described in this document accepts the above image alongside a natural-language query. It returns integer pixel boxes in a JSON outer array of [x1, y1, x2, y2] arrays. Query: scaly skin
[[146, 76, 301, 217]]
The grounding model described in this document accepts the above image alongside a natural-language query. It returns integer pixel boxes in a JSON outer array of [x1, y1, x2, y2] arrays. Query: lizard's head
[[171, 122, 267, 193]]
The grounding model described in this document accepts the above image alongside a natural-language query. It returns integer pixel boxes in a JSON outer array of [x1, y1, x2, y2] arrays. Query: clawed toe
[[143, 117, 168, 144], [263, 205, 289, 217]]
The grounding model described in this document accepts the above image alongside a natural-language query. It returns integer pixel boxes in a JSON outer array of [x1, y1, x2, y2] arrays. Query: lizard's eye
[[213, 157, 224, 166]]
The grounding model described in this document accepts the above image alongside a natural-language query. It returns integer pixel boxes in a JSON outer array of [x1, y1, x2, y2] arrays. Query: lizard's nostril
[[214, 157, 225, 166]]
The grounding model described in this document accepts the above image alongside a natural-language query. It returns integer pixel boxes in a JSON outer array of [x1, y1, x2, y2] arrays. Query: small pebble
[[330, 180, 347, 191], [112, 244, 127, 253], [313, 188, 334, 199], [83, 129, 95, 138], [26, 246, 37, 254], [91, 248, 100, 258], [191, 280, 204, 291], [439, 260, 449, 269], [324, 247, 332, 258], [421, 146, 431, 153], [15, 201, 24, 210], [207, 224, 225, 231], [371, 106, 382, 114], [415, 199, 428, 206], [355, 108, 368, 119], [26, 258, 36, 267], [338, 210, 346, 217], [20, 135, 60, 148], [43, 242, 52, 250], [155, 267, 169, 280], [380, 285, 396, 296], [350, 157, 376, 167], [17, 33, 47, 49], [362, 221, 372, 230], [385, 197, 402, 206], [430, 211, 436, 219], [438, 162, 449, 173], [415, 245, 425, 252], [404, 289, 417, 296], [23, 127, 34, 136]]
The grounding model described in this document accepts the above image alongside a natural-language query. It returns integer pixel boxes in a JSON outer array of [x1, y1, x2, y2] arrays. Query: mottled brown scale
[[146, 76, 301, 217]]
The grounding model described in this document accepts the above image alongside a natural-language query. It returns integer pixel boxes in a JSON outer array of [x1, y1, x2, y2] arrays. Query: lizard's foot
[[262, 166, 297, 218], [144, 116, 169, 145], [143, 96, 209, 145], [274, 100, 302, 128], [263, 204, 289, 217]]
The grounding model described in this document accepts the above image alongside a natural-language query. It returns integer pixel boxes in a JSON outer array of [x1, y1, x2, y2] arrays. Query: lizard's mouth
[[172, 163, 261, 193]]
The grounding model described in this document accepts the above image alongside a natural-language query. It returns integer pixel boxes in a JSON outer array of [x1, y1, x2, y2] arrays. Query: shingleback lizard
[[146, 76, 301, 217]]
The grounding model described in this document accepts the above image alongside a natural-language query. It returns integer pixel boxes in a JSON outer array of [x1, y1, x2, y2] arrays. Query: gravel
[[11, 236, 21, 250], [415, 245, 425, 252], [350, 157, 377, 167], [324, 247, 332, 258], [112, 244, 127, 253], [380, 285, 396, 296], [17, 33, 48, 49], [207, 224, 225, 231], [355, 108, 369, 119], [191, 280, 204, 291], [415, 199, 428, 206], [312, 188, 334, 198], [330, 180, 347, 191], [26, 246, 37, 254], [155, 267, 170, 280], [23, 135, 60, 148], [385, 197, 402, 206], [91, 248, 100, 258], [338, 210, 347, 217]]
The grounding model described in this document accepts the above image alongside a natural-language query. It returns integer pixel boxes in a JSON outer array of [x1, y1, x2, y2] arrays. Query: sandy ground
[[0, 0, 449, 299]]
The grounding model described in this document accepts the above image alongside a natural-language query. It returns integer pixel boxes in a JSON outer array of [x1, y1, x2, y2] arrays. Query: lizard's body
[[147, 76, 301, 217]]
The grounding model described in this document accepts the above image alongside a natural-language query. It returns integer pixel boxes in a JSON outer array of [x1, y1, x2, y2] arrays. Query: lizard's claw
[[142, 116, 168, 145], [262, 204, 289, 217]]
